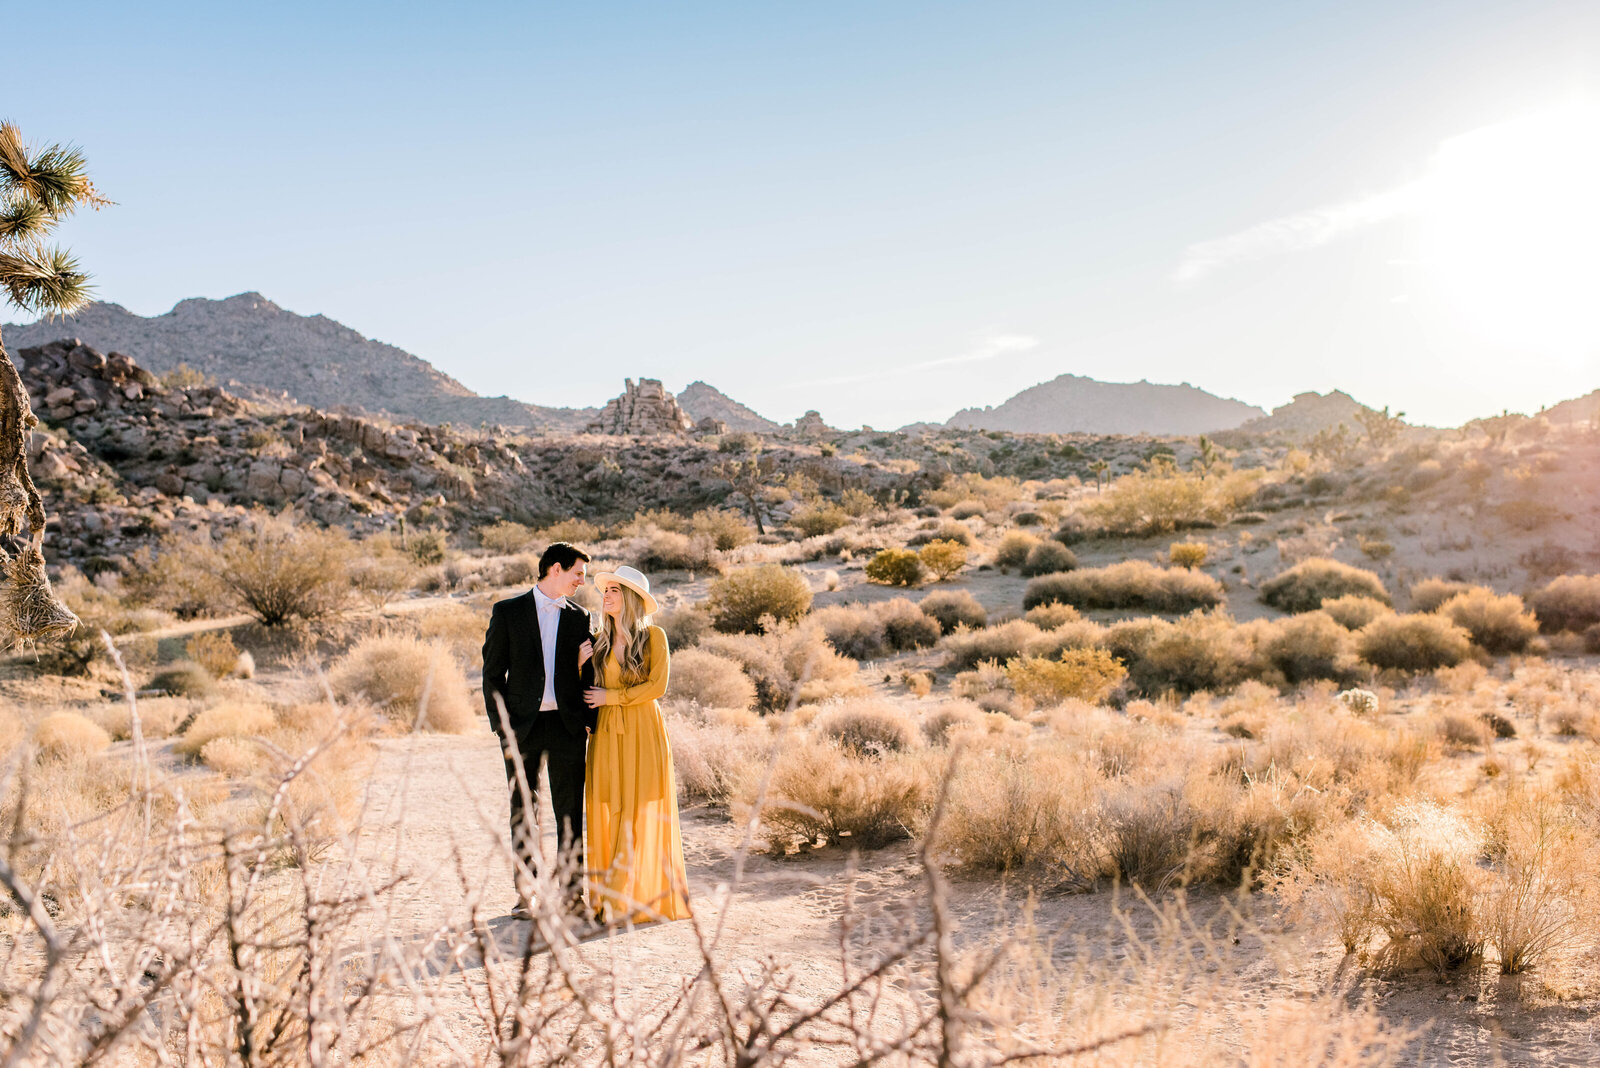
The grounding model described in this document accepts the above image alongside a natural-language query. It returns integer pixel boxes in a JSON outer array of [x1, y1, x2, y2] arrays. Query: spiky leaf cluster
[[0, 122, 108, 318]]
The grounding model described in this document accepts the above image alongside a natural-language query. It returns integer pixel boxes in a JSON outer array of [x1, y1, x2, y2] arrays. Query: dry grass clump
[[706, 564, 813, 632], [1481, 789, 1587, 974], [918, 589, 986, 634], [1168, 540, 1209, 569], [1023, 602, 1080, 629], [1436, 588, 1539, 654], [33, 712, 111, 761], [920, 700, 984, 744], [348, 553, 416, 608], [1529, 573, 1600, 633], [790, 501, 852, 537], [952, 659, 1021, 714], [1356, 613, 1472, 672], [942, 619, 1045, 670], [1100, 779, 1199, 889], [701, 621, 859, 711], [864, 547, 926, 587], [812, 599, 938, 659], [668, 710, 768, 804], [637, 529, 719, 572], [1087, 464, 1258, 535], [1024, 560, 1224, 613], [478, 519, 537, 553], [754, 741, 933, 850], [1007, 648, 1127, 705], [408, 600, 486, 664], [173, 701, 277, 758], [877, 596, 941, 650], [656, 604, 711, 648], [328, 634, 476, 733], [668, 647, 758, 711], [94, 696, 191, 740], [1110, 612, 1254, 696], [1260, 557, 1390, 614], [907, 519, 975, 547], [1410, 577, 1475, 613], [185, 630, 241, 679], [993, 530, 1039, 570], [1018, 540, 1078, 577], [1367, 802, 1486, 976], [204, 514, 355, 626], [198, 734, 259, 777], [815, 698, 920, 755], [1257, 611, 1361, 686], [148, 659, 216, 698], [1320, 594, 1392, 630]]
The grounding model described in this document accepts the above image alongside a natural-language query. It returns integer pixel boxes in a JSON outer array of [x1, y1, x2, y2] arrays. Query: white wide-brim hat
[[592, 565, 659, 616]]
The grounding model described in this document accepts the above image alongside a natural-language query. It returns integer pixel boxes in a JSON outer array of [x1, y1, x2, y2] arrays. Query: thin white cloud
[[1173, 182, 1422, 284], [798, 333, 1040, 387]]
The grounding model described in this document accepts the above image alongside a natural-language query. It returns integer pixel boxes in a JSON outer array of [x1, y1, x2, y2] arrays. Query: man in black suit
[[481, 541, 595, 917]]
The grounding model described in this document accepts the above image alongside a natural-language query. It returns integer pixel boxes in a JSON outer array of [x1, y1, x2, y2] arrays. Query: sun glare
[[1417, 99, 1600, 363]]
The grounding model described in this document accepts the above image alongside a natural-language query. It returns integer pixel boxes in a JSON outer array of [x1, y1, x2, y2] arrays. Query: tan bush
[[1409, 577, 1475, 613], [815, 699, 920, 756], [185, 631, 240, 679], [920, 700, 984, 745], [34, 713, 112, 761], [1320, 594, 1392, 630], [1024, 561, 1224, 613], [942, 619, 1045, 671], [94, 697, 190, 741], [328, 635, 476, 733], [701, 621, 857, 712], [1258, 612, 1360, 686], [707, 565, 813, 633], [1018, 540, 1078, 578], [205, 515, 354, 626], [637, 530, 718, 572], [1168, 541, 1209, 569], [669, 648, 757, 711], [876, 597, 941, 650], [174, 702, 277, 759], [479, 520, 536, 554], [1088, 467, 1221, 535], [148, 661, 216, 699], [669, 715, 767, 804], [940, 740, 1101, 884], [1260, 558, 1389, 614], [1357, 613, 1472, 672], [1437, 589, 1538, 655], [1368, 802, 1486, 976], [864, 548, 925, 587], [755, 742, 932, 850], [1529, 573, 1600, 633], [689, 508, 756, 550], [349, 555, 416, 609], [1023, 603, 1082, 630], [919, 589, 987, 634], [791, 502, 853, 537], [537, 517, 603, 544], [1007, 649, 1127, 706], [410, 602, 486, 665], [121, 539, 228, 619], [199, 735, 258, 777], [952, 659, 1020, 715], [993, 531, 1040, 571], [918, 539, 968, 581], [907, 519, 975, 548], [657, 605, 711, 648], [1483, 793, 1585, 974], [812, 603, 887, 659], [1102, 780, 1198, 889]]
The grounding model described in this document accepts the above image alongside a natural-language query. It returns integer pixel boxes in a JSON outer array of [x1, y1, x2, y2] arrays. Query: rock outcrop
[[677, 381, 780, 433], [1230, 390, 1374, 439], [586, 379, 694, 436]]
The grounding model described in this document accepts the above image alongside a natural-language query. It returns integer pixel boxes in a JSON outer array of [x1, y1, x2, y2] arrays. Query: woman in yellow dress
[[582, 565, 692, 924]]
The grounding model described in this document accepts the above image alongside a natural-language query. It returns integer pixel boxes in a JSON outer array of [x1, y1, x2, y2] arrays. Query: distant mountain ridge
[[947, 373, 1264, 435], [3, 293, 591, 431], [677, 381, 780, 432]]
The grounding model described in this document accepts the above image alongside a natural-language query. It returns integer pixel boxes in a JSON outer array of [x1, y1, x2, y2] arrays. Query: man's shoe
[[510, 903, 534, 921]]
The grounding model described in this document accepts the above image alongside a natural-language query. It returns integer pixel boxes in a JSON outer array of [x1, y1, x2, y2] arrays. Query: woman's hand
[[578, 639, 593, 667], [584, 686, 609, 709]]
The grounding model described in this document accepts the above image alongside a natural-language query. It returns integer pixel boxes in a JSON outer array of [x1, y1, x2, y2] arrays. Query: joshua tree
[[0, 121, 108, 644]]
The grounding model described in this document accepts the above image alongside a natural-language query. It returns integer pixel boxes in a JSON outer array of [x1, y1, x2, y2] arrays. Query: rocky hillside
[[947, 374, 1263, 435], [678, 381, 780, 432], [1545, 388, 1600, 426], [1227, 390, 1375, 439], [3, 294, 591, 431]]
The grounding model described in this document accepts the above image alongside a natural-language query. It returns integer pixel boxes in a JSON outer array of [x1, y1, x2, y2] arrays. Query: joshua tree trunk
[[0, 332, 46, 538]]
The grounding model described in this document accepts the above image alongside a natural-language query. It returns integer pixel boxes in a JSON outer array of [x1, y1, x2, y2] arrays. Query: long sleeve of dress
[[603, 626, 670, 706]]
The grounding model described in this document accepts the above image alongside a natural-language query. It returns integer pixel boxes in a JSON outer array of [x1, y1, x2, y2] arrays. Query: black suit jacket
[[481, 591, 596, 742]]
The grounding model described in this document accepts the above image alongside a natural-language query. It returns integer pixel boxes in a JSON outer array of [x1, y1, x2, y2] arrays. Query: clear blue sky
[[6, 1, 1598, 428]]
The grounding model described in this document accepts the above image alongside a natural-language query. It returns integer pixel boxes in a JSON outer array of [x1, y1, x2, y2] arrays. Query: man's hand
[[578, 639, 593, 667], [584, 686, 608, 709]]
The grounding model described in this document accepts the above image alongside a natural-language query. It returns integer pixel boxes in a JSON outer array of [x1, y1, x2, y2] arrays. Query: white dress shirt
[[531, 585, 566, 710]]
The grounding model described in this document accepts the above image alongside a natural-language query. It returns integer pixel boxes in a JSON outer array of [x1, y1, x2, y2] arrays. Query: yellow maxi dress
[[585, 625, 692, 923]]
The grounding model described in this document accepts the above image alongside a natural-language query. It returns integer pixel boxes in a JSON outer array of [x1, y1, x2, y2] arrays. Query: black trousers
[[502, 714, 587, 898]]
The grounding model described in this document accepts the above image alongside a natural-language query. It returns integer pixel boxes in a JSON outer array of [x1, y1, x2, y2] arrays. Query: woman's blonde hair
[[592, 583, 653, 685]]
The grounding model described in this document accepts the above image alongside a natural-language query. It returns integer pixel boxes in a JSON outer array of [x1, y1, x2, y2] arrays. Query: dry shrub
[[755, 742, 932, 850], [205, 514, 355, 625], [791, 502, 852, 537], [919, 589, 987, 634], [669, 647, 757, 711], [907, 519, 975, 547], [657, 605, 711, 648], [1529, 573, 1600, 633], [479, 520, 536, 553], [690, 507, 757, 550], [199, 735, 258, 777], [701, 621, 858, 712], [1024, 560, 1224, 613], [1409, 577, 1475, 613], [1276, 820, 1384, 952], [920, 700, 984, 745], [1117, 612, 1254, 696], [1433, 660, 1487, 694], [812, 603, 889, 660], [1368, 802, 1486, 975], [1007, 648, 1126, 706], [993, 531, 1039, 570], [121, 539, 229, 619], [94, 697, 191, 741], [1088, 465, 1256, 535], [815, 698, 920, 756], [952, 660, 1020, 715], [668, 713, 768, 804], [706, 564, 813, 632], [1258, 611, 1360, 686], [1436, 711, 1488, 750], [918, 539, 968, 581], [864, 548, 925, 587], [1320, 594, 1392, 630], [939, 739, 1102, 885], [185, 630, 240, 679], [348, 554, 415, 609], [409, 601, 486, 664], [1485, 798, 1585, 973], [328, 634, 476, 733], [1018, 540, 1078, 578], [1023, 602, 1079, 629], [1437, 588, 1538, 654], [877, 597, 939, 650], [1357, 613, 1472, 672], [174, 702, 276, 759], [1102, 779, 1198, 889], [1201, 776, 1329, 889], [1260, 557, 1389, 614], [148, 660, 216, 698], [1169, 541, 1209, 569], [537, 517, 603, 544], [637, 529, 719, 572], [942, 619, 1044, 670], [34, 713, 111, 761]]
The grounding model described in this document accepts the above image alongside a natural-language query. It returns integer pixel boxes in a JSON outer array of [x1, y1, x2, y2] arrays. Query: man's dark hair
[[538, 541, 591, 579]]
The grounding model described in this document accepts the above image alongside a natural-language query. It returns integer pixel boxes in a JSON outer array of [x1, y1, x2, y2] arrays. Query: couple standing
[[481, 541, 691, 926]]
